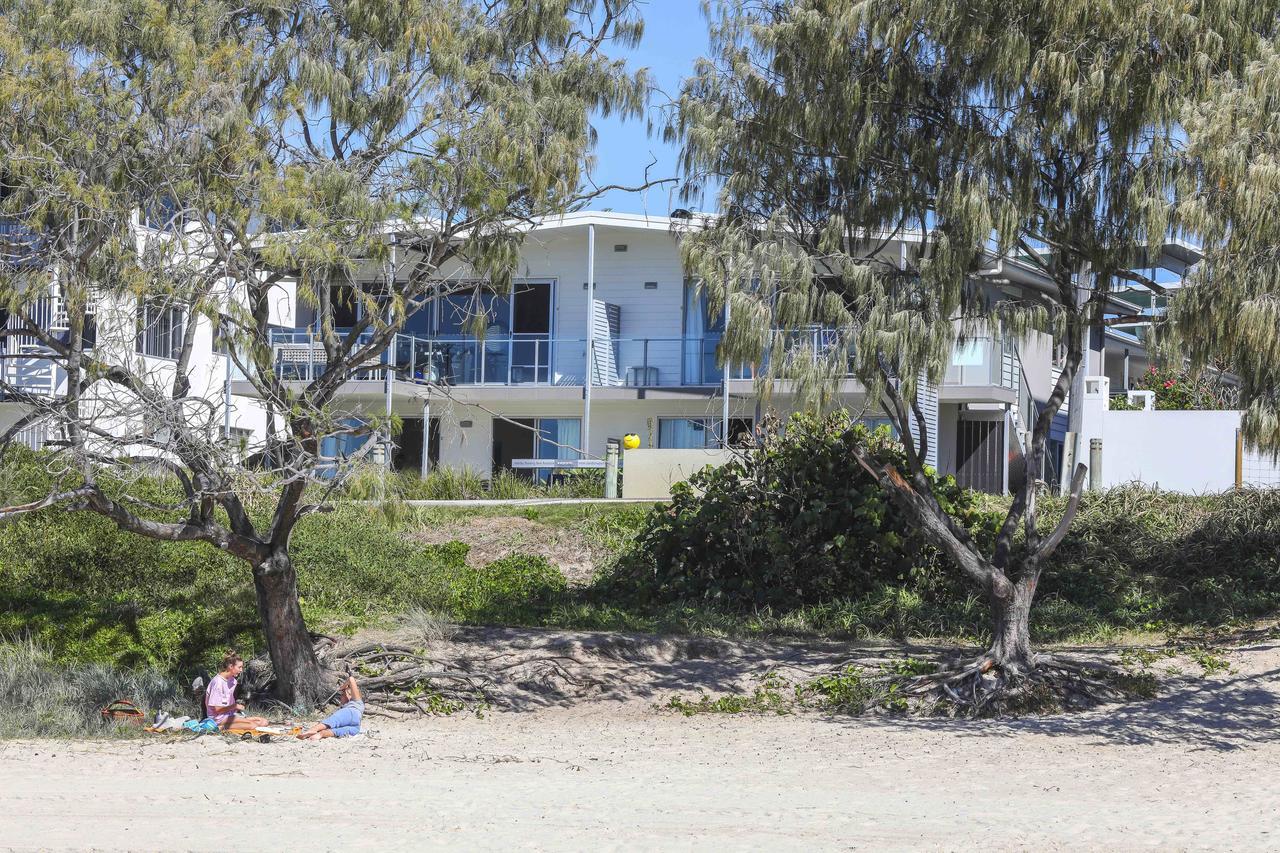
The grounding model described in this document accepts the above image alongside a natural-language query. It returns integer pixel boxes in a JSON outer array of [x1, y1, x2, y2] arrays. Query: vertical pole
[[384, 244, 396, 473], [1061, 431, 1077, 494], [421, 398, 432, 479], [604, 440, 619, 499], [584, 223, 595, 458], [223, 348, 232, 440], [1068, 263, 1091, 437], [1089, 437, 1103, 491], [1235, 428, 1244, 490], [1123, 348, 1130, 391], [721, 284, 731, 447]]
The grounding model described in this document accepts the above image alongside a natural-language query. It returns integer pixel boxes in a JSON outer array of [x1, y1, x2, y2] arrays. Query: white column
[[583, 223, 595, 458], [721, 282, 731, 446]]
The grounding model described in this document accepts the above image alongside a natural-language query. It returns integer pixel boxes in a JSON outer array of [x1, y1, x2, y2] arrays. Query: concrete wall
[[621, 448, 734, 500], [1100, 409, 1243, 493]]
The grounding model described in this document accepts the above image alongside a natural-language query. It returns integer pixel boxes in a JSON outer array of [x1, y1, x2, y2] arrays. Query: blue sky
[[584, 1, 712, 215]]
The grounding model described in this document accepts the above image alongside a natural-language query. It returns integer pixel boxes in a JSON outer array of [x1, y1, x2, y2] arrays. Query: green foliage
[[662, 673, 792, 716], [372, 466, 605, 501], [1171, 41, 1280, 450], [443, 553, 567, 624], [672, 0, 1272, 411], [1125, 365, 1234, 411], [607, 412, 997, 610], [799, 666, 909, 714]]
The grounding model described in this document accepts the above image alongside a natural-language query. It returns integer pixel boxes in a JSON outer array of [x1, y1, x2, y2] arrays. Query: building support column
[[583, 223, 595, 459], [721, 281, 731, 447]]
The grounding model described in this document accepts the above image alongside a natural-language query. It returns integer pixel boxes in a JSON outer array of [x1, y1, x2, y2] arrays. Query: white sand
[[3, 636, 1279, 851]]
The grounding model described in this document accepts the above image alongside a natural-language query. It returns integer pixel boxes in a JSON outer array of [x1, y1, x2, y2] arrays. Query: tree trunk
[[252, 548, 325, 706], [988, 575, 1037, 676]]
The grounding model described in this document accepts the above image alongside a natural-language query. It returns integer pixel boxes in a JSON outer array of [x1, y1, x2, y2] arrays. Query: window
[[659, 417, 753, 449], [535, 418, 581, 461], [682, 281, 727, 385], [659, 417, 716, 449], [136, 301, 185, 359]]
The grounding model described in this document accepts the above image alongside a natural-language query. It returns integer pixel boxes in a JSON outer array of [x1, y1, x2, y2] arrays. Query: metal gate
[[956, 418, 1004, 493]]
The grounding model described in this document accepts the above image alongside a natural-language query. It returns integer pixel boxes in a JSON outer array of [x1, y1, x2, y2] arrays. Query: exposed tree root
[[881, 654, 1146, 717]]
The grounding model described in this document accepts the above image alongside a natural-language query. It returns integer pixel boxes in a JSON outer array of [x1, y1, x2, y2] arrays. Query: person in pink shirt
[[204, 652, 268, 732]]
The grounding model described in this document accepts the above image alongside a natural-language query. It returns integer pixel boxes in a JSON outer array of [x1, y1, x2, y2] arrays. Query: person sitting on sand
[[297, 675, 364, 740], [205, 652, 269, 732]]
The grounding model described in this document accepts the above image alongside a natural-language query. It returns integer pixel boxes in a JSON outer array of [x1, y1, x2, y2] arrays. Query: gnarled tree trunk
[[988, 574, 1037, 675], [252, 548, 324, 706]]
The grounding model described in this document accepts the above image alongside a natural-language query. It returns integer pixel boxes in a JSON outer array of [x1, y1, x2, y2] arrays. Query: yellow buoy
[[622, 433, 641, 450]]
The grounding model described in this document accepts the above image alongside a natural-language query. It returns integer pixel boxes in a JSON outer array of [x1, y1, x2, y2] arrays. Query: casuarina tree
[[0, 0, 648, 705], [670, 0, 1276, 705], [1171, 42, 1280, 450]]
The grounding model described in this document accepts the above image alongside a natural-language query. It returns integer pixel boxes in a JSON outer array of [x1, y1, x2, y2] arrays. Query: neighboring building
[[2, 210, 1199, 494]]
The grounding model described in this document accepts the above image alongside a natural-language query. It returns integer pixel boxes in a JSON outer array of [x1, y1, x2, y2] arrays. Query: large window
[[682, 281, 726, 385], [658, 417, 753, 449], [136, 301, 185, 360]]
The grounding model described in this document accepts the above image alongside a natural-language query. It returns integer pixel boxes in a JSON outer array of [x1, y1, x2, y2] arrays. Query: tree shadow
[[851, 663, 1280, 752], [425, 626, 1280, 749]]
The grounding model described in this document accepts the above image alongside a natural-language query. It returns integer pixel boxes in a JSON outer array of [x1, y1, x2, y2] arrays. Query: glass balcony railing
[[943, 336, 1016, 389], [260, 328, 1015, 393]]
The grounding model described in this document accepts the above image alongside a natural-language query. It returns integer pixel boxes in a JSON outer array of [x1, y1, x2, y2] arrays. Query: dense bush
[[1032, 487, 1280, 634], [607, 412, 997, 610]]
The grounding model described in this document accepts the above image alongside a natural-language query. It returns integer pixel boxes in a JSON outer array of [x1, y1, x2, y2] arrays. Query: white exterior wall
[[1101, 409, 1243, 493], [517, 224, 689, 385]]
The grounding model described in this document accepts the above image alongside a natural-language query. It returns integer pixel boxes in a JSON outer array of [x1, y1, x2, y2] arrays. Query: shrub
[[446, 553, 568, 623], [606, 412, 997, 610], [0, 639, 186, 738], [1129, 364, 1235, 410]]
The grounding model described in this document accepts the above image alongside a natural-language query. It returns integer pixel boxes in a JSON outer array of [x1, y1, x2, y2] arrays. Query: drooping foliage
[[1172, 41, 1280, 448], [0, 0, 649, 703], [669, 0, 1278, 674]]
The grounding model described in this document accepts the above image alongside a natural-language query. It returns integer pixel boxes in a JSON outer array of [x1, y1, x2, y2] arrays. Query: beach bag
[[101, 699, 146, 727]]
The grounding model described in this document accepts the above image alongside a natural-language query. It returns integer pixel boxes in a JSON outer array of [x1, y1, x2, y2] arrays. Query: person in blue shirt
[[298, 675, 364, 739]]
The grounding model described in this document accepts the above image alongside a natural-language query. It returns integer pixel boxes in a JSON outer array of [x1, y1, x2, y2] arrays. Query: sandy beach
[[3, 634, 1278, 851]]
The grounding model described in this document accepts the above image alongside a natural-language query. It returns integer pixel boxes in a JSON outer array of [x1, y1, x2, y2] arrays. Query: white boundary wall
[[1101, 410, 1243, 492]]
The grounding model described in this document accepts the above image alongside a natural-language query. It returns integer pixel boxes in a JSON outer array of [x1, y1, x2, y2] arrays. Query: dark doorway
[[394, 417, 440, 473], [955, 418, 1005, 494], [492, 417, 536, 477], [512, 282, 551, 334], [328, 284, 358, 328]]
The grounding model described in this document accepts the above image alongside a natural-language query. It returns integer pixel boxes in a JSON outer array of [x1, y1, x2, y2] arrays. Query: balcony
[[947, 335, 1013, 391], [258, 328, 1018, 402]]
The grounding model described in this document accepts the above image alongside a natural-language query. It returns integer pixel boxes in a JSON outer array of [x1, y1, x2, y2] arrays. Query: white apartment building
[[1, 211, 1197, 493]]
